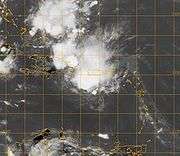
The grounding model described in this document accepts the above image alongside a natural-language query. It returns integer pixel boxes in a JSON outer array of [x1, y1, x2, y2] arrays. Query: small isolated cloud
[[98, 133, 109, 139]]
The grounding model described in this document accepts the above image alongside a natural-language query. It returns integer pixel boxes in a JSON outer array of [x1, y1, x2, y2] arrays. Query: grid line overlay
[[154, 0, 157, 155], [0, 0, 179, 155], [173, 0, 175, 156], [135, 0, 138, 153]]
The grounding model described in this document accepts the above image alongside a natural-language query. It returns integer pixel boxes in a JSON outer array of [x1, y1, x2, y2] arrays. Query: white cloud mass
[[52, 40, 79, 69], [30, 0, 78, 37], [0, 54, 14, 74], [30, 0, 113, 92], [72, 38, 113, 91], [0, 41, 14, 74]]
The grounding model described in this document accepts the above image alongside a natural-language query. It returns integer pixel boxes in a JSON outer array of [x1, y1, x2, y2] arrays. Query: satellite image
[[0, 0, 179, 155]]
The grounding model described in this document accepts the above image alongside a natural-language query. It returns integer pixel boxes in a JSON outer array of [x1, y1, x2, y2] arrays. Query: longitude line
[[173, 0, 176, 155]]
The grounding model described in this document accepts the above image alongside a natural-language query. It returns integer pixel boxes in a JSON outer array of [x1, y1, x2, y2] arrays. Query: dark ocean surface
[[0, 0, 180, 155]]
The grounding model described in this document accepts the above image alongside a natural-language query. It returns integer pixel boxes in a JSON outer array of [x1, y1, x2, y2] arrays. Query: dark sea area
[[0, 0, 180, 155]]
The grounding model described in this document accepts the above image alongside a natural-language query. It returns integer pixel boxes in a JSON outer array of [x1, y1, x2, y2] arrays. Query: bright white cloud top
[[52, 37, 113, 91], [0, 40, 14, 75], [52, 40, 79, 69], [29, 0, 113, 92], [0, 54, 14, 74], [72, 38, 113, 91], [30, 0, 78, 37]]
